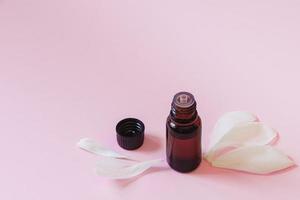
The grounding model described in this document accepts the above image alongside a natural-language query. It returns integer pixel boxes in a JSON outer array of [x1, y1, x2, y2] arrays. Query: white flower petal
[[216, 122, 278, 147], [206, 122, 278, 162], [95, 158, 163, 179], [211, 145, 295, 174], [209, 111, 258, 149], [77, 138, 128, 159]]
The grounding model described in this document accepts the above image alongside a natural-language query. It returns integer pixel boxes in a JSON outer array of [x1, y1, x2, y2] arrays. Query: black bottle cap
[[116, 118, 145, 150]]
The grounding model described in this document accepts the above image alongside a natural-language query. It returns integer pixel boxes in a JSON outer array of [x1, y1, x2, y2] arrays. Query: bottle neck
[[170, 99, 197, 124]]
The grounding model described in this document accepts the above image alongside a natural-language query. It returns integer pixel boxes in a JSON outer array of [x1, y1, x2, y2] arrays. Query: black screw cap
[[116, 118, 145, 150]]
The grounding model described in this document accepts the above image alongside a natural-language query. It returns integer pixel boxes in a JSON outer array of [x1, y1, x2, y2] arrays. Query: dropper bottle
[[166, 92, 202, 172]]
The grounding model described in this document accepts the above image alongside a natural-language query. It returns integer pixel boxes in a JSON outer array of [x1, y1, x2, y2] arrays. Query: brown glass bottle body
[[166, 92, 202, 173]]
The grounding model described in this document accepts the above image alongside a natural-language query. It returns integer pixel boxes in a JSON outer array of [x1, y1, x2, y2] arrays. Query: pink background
[[1, 0, 300, 199]]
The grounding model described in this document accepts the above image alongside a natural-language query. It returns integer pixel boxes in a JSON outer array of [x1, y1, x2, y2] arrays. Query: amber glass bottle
[[166, 92, 202, 173]]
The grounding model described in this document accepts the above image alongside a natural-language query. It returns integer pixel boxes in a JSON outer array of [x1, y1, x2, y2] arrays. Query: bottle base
[[167, 157, 201, 173]]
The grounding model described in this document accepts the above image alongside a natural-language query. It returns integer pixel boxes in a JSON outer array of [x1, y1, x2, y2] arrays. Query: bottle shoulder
[[167, 115, 201, 128], [167, 115, 201, 138]]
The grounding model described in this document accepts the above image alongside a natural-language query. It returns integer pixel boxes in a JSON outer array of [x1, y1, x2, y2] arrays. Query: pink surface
[[1, 0, 300, 199]]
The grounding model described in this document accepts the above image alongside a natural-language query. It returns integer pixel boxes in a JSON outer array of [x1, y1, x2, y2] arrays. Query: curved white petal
[[209, 111, 258, 149], [77, 138, 129, 159], [216, 122, 277, 147], [206, 122, 278, 162], [211, 145, 295, 174], [95, 158, 163, 179]]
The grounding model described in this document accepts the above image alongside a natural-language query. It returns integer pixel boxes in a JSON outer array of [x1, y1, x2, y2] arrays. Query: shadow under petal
[[192, 159, 234, 176]]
